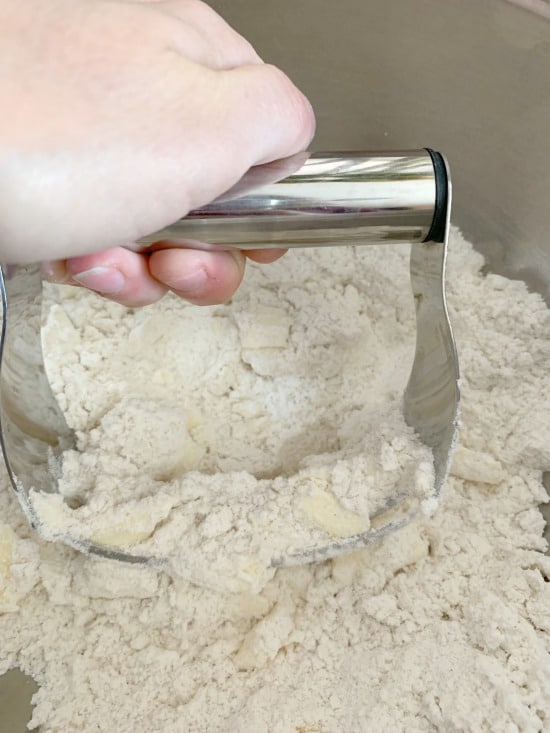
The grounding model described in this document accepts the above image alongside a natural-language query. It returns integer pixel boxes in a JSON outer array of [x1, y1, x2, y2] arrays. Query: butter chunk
[[451, 446, 505, 485], [238, 305, 292, 350], [300, 490, 367, 538]]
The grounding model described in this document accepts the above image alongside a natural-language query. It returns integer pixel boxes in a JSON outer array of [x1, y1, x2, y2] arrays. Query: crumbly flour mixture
[[33, 239, 434, 592], [0, 228, 549, 732]]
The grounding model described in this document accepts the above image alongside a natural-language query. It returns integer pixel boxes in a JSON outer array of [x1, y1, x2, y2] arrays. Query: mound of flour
[[0, 228, 549, 732], [31, 240, 434, 592]]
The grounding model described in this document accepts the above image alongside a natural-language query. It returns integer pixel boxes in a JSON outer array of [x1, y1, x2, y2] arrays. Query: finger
[[175, 63, 316, 213], [42, 259, 71, 284], [219, 64, 316, 167], [148, 247, 245, 305], [64, 248, 168, 307], [135, 0, 262, 69], [162, 0, 262, 66], [212, 153, 309, 203], [245, 249, 287, 264]]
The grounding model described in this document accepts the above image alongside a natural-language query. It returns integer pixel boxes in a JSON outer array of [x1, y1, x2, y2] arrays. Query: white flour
[[0, 228, 549, 732]]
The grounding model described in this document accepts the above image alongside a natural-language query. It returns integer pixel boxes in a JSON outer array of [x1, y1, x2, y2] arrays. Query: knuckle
[[261, 65, 316, 144]]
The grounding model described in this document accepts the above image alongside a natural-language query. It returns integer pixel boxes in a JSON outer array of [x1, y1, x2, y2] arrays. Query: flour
[[31, 241, 434, 592], [0, 228, 549, 732]]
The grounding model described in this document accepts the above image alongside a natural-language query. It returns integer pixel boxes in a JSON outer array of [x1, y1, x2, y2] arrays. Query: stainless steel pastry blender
[[0, 150, 460, 567]]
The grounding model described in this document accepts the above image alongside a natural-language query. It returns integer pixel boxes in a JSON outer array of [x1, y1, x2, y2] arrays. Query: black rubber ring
[[424, 149, 448, 243]]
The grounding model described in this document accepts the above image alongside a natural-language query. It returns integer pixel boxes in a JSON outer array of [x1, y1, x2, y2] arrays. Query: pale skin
[[0, 0, 315, 306]]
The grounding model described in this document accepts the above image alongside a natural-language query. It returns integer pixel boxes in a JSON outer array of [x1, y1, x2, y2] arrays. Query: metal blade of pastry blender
[[0, 150, 460, 568]]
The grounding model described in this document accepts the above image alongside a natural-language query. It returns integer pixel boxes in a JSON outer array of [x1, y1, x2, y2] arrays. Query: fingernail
[[169, 266, 209, 295], [71, 266, 126, 294]]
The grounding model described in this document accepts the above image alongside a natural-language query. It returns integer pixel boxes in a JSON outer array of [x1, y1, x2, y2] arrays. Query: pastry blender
[[0, 150, 459, 567]]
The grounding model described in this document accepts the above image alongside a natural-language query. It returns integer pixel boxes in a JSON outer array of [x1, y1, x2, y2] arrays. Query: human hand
[[0, 0, 315, 305]]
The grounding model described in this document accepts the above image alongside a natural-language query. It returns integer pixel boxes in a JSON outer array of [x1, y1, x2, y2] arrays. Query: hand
[[0, 0, 315, 305]]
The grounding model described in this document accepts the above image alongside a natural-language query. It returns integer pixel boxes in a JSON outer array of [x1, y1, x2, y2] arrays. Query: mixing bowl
[[208, 0, 550, 303], [2, 1, 549, 729]]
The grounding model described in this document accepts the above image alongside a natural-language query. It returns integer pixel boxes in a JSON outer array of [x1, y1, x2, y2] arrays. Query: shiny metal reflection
[[139, 151, 438, 250]]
